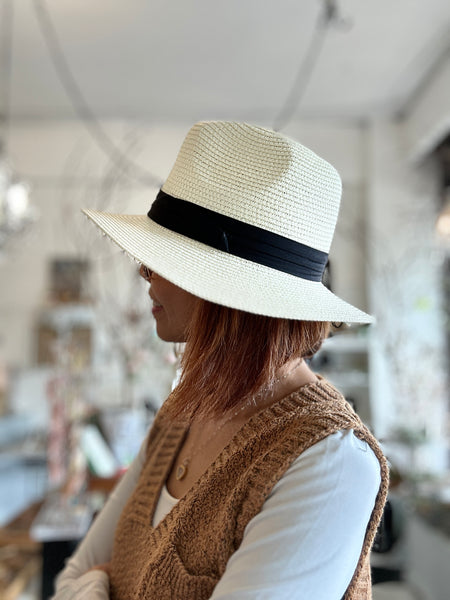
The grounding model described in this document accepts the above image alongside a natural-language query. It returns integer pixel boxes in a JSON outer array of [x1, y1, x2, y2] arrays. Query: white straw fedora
[[83, 121, 373, 323]]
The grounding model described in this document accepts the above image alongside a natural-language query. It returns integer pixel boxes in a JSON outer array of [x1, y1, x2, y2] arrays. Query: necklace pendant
[[176, 462, 187, 481]]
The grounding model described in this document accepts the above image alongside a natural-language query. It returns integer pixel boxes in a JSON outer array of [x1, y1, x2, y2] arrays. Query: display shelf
[[321, 334, 369, 353], [322, 370, 369, 389]]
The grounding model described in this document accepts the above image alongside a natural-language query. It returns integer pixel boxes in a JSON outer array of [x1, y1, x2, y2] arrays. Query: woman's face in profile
[[140, 266, 197, 343]]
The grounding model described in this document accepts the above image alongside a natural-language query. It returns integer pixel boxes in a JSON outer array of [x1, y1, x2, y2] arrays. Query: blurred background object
[[0, 1, 449, 598]]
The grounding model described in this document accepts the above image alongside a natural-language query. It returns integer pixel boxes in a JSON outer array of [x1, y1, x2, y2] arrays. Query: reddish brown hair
[[166, 299, 330, 421]]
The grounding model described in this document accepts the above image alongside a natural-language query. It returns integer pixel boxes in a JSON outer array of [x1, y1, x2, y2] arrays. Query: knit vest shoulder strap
[[109, 378, 389, 600]]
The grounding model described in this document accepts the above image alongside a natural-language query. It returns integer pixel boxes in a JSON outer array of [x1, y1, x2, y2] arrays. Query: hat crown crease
[[162, 121, 342, 254]]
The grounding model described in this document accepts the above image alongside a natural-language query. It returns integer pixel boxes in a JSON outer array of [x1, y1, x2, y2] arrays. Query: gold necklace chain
[[175, 359, 303, 481]]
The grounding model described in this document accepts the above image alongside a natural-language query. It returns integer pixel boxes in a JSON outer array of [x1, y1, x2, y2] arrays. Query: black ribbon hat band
[[148, 190, 328, 282]]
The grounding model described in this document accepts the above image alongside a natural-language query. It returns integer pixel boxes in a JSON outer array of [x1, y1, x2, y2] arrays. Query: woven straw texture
[[163, 121, 341, 253], [83, 121, 373, 323]]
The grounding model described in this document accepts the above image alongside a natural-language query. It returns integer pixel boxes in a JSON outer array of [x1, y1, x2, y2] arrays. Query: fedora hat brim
[[83, 208, 374, 323]]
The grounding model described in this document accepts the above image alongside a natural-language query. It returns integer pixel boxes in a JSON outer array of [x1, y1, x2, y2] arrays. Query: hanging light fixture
[[435, 138, 450, 248], [0, 0, 36, 252]]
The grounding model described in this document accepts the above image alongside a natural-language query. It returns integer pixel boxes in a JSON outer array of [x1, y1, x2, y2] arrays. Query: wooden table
[[0, 501, 43, 600], [0, 475, 120, 600]]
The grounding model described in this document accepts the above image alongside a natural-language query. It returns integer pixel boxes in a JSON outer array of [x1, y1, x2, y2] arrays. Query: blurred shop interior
[[0, 1, 449, 599]]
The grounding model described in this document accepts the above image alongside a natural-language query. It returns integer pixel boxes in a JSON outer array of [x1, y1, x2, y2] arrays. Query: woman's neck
[[166, 358, 318, 500], [257, 358, 317, 406]]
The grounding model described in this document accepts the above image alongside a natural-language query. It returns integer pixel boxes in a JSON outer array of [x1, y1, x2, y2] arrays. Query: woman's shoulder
[[269, 428, 382, 504], [263, 377, 366, 446]]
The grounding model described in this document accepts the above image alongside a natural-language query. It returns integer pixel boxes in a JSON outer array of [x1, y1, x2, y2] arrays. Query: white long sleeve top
[[53, 428, 380, 600]]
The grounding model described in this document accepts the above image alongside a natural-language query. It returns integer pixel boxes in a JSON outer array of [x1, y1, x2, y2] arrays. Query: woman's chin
[[155, 323, 186, 344]]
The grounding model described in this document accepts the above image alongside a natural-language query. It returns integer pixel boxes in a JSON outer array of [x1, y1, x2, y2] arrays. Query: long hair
[[166, 299, 330, 421]]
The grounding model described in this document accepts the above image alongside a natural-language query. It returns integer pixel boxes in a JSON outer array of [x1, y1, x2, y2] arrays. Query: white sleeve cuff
[[51, 569, 109, 600]]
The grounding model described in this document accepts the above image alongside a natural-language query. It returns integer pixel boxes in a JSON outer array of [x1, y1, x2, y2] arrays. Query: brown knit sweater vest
[[109, 378, 389, 599]]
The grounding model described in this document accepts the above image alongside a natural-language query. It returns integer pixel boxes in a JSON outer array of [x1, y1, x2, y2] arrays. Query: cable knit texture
[[109, 378, 389, 599]]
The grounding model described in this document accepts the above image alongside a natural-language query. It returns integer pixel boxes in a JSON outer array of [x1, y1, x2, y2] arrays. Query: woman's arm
[[51, 434, 148, 599], [210, 429, 381, 600]]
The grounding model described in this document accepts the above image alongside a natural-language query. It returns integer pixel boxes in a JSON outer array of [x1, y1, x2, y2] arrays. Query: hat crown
[[162, 121, 342, 253]]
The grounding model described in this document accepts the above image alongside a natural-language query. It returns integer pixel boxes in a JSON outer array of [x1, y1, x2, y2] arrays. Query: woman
[[54, 121, 388, 599]]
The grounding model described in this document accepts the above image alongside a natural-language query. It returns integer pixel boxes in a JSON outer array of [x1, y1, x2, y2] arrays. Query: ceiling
[[4, 0, 450, 126]]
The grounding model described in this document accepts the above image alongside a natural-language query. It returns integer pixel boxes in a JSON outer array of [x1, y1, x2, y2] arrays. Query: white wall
[[405, 51, 450, 162], [367, 117, 448, 473], [364, 53, 450, 474]]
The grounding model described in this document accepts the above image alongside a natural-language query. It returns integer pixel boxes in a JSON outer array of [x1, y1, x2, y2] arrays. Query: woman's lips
[[152, 303, 163, 316], [150, 293, 163, 317]]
